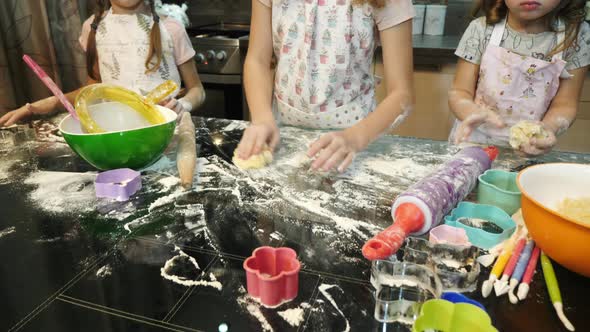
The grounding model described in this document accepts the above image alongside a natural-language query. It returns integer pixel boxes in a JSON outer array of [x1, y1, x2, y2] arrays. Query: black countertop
[[1, 117, 590, 332]]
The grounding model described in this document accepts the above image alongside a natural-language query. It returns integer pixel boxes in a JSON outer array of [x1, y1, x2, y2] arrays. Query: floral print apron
[[272, 0, 378, 129], [95, 9, 181, 97], [450, 18, 569, 146]]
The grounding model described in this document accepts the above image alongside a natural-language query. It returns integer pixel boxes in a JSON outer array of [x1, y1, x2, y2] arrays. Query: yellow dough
[[557, 197, 590, 225], [509, 121, 549, 149], [232, 149, 273, 169]]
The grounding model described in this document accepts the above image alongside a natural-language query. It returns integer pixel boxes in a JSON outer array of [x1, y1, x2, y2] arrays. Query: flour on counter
[[25, 171, 97, 214], [160, 246, 222, 290], [96, 264, 112, 278], [278, 307, 305, 327], [157, 176, 180, 193], [318, 284, 350, 332], [237, 293, 274, 332], [0, 226, 16, 238]]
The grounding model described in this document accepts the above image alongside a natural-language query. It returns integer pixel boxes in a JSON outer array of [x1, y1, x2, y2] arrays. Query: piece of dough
[[509, 121, 549, 149], [557, 197, 590, 225], [233, 149, 273, 169]]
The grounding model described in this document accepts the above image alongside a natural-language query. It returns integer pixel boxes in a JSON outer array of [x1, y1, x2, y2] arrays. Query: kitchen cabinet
[[374, 53, 590, 153]]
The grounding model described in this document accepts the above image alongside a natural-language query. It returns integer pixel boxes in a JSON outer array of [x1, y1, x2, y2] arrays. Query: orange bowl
[[517, 163, 590, 277]]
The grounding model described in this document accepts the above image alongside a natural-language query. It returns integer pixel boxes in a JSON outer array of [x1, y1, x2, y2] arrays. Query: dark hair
[[86, 0, 163, 80], [473, 0, 586, 56]]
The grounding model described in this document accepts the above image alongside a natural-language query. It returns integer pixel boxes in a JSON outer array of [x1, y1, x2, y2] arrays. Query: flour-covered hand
[[307, 130, 362, 173], [0, 103, 40, 127], [454, 107, 505, 144], [520, 125, 557, 156], [236, 120, 280, 160]]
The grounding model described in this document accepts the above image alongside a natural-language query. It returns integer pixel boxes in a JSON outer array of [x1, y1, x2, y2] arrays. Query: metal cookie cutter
[[95, 168, 141, 201]]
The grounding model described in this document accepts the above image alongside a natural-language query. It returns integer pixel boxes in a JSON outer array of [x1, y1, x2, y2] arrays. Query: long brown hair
[[86, 0, 163, 80], [473, 0, 586, 56], [353, 0, 386, 8]]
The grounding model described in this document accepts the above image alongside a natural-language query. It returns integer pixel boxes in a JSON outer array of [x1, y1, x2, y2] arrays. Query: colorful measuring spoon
[[541, 252, 575, 331], [517, 245, 540, 301], [22, 55, 78, 121]]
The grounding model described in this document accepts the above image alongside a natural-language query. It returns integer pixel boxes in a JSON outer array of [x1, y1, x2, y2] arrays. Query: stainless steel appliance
[[187, 23, 249, 120]]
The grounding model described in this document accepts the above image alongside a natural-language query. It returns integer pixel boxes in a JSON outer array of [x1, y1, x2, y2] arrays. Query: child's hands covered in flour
[[454, 105, 506, 144], [236, 119, 280, 160], [307, 128, 365, 173]]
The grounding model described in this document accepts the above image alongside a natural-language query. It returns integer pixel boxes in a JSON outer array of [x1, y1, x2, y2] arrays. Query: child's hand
[[159, 98, 192, 115], [454, 108, 505, 144], [0, 103, 40, 127], [236, 120, 280, 159], [307, 129, 362, 173], [520, 123, 558, 156]]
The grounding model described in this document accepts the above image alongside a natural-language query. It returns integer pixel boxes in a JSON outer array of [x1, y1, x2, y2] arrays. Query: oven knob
[[216, 51, 227, 61], [206, 50, 216, 60], [195, 53, 205, 64]]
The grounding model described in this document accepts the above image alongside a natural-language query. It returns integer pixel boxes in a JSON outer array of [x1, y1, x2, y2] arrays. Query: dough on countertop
[[557, 197, 590, 225], [509, 121, 549, 149], [232, 149, 273, 169]]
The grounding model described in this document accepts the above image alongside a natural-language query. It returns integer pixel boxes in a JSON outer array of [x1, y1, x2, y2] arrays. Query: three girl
[[0, 0, 204, 126], [450, 0, 589, 154]]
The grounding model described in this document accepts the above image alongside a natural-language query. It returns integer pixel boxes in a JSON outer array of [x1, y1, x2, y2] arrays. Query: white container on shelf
[[424, 4, 447, 36], [413, 4, 426, 35]]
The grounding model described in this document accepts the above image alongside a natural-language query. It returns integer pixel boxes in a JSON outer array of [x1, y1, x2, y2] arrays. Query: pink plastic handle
[[503, 238, 526, 277], [22, 55, 78, 120], [522, 246, 541, 284]]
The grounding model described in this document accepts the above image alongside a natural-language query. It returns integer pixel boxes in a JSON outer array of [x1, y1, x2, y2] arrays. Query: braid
[[145, 0, 163, 73], [86, 0, 109, 80]]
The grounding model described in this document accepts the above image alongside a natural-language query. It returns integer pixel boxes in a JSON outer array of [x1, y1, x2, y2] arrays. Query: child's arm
[[0, 78, 97, 127], [521, 66, 589, 155], [236, 0, 278, 159], [163, 60, 205, 113], [448, 59, 505, 143], [308, 19, 415, 172]]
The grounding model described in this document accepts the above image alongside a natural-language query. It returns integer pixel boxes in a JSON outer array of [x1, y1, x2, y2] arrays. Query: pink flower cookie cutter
[[95, 168, 141, 201], [243, 246, 301, 307], [429, 224, 472, 247]]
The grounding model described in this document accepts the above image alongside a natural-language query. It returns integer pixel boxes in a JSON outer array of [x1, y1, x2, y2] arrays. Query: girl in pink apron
[[449, 0, 589, 155], [0, 0, 205, 126], [236, 0, 415, 172]]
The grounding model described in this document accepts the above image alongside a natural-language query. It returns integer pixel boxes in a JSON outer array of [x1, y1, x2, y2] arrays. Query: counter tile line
[[56, 295, 201, 332], [135, 235, 246, 261], [8, 249, 115, 332], [297, 275, 322, 332], [163, 256, 221, 323]]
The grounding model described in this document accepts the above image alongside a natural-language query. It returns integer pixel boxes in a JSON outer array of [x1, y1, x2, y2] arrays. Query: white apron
[[95, 9, 182, 97], [272, 0, 379, 129]]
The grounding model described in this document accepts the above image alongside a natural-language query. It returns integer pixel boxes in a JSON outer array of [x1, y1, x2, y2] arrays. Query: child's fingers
[[520, 142, 545, 156], [337, 153, 355, 173], [321, 149, 348, 172], [531, 135, 556, 150], [269, 130, 280, 151], [0, 112, 12, 126], [307, 134, 331, 158], [252, 133, 267, 156], [158, 97, 172, 106], [488, 113, 506, 128], [237, 129, 256, 159], [311, 140, 339, 171]]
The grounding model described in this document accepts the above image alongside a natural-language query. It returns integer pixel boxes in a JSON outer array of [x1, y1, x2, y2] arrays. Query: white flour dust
[[157, 176, 180, 193], [160, 246, 222, 290], [96, 264, 112, 278], [278, 307, 305, 327], [318, 284, 350, 332], [237, 286, 274, 332], [24, 171, 97, 214], [0, 226, 16, 239]]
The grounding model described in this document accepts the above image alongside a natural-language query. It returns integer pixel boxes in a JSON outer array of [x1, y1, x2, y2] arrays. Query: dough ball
[[233, 149, 273, 169], [557, 197, 590, 225], [509, 121, 549, 149]]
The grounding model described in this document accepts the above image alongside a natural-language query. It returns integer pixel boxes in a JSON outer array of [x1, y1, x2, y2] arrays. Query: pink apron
[[450, 18, 570, 146]]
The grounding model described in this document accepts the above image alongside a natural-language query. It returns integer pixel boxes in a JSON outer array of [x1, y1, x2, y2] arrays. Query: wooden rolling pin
[[177, 112, 196, 189]]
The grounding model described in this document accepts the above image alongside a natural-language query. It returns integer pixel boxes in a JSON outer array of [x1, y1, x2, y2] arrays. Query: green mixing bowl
[[59, 102, 177, 170]]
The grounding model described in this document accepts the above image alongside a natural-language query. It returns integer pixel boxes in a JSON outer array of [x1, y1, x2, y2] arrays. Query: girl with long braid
[[1, 0, 204, 126]]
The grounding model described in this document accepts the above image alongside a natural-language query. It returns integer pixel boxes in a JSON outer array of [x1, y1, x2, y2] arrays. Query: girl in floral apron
[[449, 0, 589, 155], [236, 0, 415, 172], [1, 0, 204, 126]]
